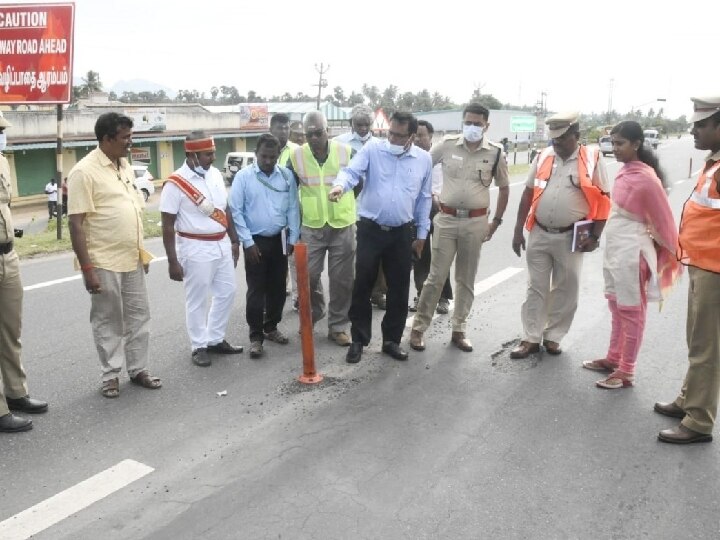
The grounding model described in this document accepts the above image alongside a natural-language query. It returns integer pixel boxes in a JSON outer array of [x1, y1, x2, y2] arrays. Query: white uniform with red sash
[[159, 162, 237, 351]]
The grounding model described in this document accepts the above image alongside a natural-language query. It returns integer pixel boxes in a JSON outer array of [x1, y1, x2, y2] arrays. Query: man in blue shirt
[[330, 112, 433, 363], [229, 134, 301, 359]]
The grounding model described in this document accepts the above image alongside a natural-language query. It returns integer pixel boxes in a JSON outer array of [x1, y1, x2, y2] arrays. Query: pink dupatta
[[612, 161, 683, 300]]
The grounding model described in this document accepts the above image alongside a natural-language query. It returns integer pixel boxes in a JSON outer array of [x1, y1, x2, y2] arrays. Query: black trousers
[[349, 218, 413, 345], [413, 210, 453, 299], [244, 234, 288, 343]]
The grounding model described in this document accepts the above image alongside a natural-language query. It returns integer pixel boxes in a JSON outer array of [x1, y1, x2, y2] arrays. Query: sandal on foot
[[130, 370, 162, 390], [582, 359, 619, 372], [101, 378, 120, 398], [596, 370, 634, 389]]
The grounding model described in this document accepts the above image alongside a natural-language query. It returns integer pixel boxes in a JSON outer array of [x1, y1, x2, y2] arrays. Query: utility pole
[[314, 63, 329, 110], [607, 78, 614, 121]]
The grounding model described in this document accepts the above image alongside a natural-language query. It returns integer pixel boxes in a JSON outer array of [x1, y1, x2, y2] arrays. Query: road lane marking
[[23, 257, 168, 292], [0, 459, 154, 540], [406, 266, 524, 328]]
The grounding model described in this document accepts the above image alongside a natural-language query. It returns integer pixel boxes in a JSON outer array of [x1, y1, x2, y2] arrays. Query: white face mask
[[191, 154, 208, 176], [463, 124, 484, 143], [0, 133, 6, 152], [385, 139, 407, 155], [354, 132, 371, 142]]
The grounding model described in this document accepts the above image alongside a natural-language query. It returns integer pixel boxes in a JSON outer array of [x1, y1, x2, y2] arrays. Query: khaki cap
[[690, 96, 720, 122], [289, 121, 303, 133], [546, 111, 579, 138], [0, 110, 12, 128]]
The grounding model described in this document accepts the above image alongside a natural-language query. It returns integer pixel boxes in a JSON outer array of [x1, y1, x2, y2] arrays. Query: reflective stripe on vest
[[678, 161, 720, 272], [526, 145, 610, 231], [290, 141, 355, 228]]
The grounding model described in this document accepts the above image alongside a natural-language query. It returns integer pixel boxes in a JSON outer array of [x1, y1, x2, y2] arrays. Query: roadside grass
[[15, 211, 163, 259]]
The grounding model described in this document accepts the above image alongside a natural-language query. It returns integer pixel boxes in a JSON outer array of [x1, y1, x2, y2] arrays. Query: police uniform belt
[[535, 220, 573, 233], [439, 203, 487, 218], [177, 231, 226, 241]]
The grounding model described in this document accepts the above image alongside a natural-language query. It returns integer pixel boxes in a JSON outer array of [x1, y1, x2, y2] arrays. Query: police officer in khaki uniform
[[0, 111, 49, 433], [409, 103, 510, 352], [655, 96, 720, 444], [510, 112, 609, 359]]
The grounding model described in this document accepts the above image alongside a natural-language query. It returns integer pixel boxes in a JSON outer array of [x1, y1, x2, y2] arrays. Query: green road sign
[[510, 116, 537, 133]]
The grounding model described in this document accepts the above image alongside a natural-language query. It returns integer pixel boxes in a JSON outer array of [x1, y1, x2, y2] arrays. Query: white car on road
[[132, 165, 155, 201]]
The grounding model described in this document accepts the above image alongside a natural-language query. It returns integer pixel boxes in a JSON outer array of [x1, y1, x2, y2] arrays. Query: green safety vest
[[278, 141, 298, 168], [290, 141, 355, 229]]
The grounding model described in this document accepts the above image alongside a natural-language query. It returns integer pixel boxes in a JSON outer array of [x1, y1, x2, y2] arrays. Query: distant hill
[[109, 79, 176, 99]]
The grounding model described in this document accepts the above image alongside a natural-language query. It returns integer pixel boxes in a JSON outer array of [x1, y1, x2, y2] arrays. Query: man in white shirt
[[44, 178, 58, 218], [160, 131, 243, 367]]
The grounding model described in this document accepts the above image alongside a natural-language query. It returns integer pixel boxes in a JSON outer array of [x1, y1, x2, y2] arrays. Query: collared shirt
[[525, 146, 609, 228], [335, 140, 433, 239], [431, 135, 509, 209], [431, 163, 443, 196], [45, 182, 58, 202], [0, 154, 13, 242], [229, 163, 300, 248], [159, 162, 231, 261], [333, 132, 377, 153], [68, 148, 148, 272]]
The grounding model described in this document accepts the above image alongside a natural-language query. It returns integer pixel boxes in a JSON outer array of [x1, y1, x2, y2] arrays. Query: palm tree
[[79, 70, 103, 98]]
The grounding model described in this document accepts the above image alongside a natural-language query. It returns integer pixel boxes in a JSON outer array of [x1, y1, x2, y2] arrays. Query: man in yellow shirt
[[68, 112, 162, 399]]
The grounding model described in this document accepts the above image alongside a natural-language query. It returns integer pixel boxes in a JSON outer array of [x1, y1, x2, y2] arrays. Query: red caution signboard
[[0, 3, 75, 104]]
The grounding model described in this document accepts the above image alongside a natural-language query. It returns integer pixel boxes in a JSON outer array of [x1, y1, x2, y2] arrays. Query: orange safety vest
[[525, 146, 611, 231], [677, 160, 720, 273]]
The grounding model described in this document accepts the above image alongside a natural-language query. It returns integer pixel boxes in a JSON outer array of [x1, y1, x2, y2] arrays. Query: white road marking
[[0, 459, 154, 540], [406, 266, 524, 328], [23, 257, 168, 292]]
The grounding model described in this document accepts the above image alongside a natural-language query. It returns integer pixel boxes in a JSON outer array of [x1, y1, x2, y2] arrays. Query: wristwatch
[[493, 216, 503, 225]]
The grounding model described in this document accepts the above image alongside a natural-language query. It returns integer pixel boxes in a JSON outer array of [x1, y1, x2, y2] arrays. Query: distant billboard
[[124, 107, 166, 132], [0, 3, 75, 104], [239, 105, 269, 131]]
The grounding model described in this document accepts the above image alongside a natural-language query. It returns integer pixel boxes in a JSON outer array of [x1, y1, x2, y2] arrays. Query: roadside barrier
[[294, 242, 323, 384]]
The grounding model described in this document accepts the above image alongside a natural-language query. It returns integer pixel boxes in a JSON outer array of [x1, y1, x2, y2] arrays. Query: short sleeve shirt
[[0, 155, 13, 242], [525, 147, 609, 228], [430, 135, 509, 209], [67, 148, 147, 272]]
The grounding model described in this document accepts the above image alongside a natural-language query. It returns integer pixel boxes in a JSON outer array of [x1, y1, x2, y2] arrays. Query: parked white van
[[222, 152, 256, 184]]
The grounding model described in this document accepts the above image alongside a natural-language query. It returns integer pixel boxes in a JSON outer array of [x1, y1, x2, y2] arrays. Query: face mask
[[385, 139, 407, 155], [0, 133, 6, 152], [463, 125, 484, 143], [354, 132, 371, 142], [192, 154, 208, 176]]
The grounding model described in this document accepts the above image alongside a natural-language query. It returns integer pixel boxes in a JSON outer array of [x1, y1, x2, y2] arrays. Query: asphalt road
[[1, 136, 718, 540]]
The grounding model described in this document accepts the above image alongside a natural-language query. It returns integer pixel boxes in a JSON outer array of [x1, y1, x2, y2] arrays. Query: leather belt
[[535, 220, 573, 233], [439, 203, 487, 218], [359, 217, 412, 232], [0, 241, 13, 254], [177, 231, 227, 241]]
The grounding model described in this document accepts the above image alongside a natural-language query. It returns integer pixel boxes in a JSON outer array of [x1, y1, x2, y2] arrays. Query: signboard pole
[[513, 133, 518, 165], [55, 104, 63, 239]]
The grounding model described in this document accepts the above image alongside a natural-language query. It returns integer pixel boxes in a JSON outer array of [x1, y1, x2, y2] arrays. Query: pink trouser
[[605, 258, 651, 375]]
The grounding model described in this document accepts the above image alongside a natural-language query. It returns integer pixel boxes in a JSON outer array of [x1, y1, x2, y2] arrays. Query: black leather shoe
[[346, 342, 363, 364], [658, 424, 713, 444], [6, 395, 48, 414], [654, 401, 685, 419], [0, 413, 33, 432], [207, 340, 243, 354], [382, 341, 408, 361], [192, 348, 211, 367]]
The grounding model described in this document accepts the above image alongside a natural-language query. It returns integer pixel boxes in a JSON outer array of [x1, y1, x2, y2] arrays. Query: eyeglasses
[[305, 129, 325, 138]]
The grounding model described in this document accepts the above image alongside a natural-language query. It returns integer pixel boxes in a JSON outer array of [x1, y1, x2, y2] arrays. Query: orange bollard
[[294, 242, 323, 384]]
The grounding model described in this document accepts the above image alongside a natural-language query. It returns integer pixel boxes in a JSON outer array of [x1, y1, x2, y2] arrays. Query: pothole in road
[[491, 338, 543, 372], [278, 375, 362, 396]]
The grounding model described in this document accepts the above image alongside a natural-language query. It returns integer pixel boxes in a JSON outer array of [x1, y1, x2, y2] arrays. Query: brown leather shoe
[[510, 341, 540, 359], [409, 330, 425, 351], [658, 424, 712, 444], [654, 401, 685, 419], [543, 340, 562, 355], [451, 331, 473, 352]]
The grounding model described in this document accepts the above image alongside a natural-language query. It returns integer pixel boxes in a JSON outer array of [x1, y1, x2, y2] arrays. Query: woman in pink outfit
[[583, 121, 682, 389]]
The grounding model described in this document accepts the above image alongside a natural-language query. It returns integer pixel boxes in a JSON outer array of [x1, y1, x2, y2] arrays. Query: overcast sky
[[10, 0, 716, 118]]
